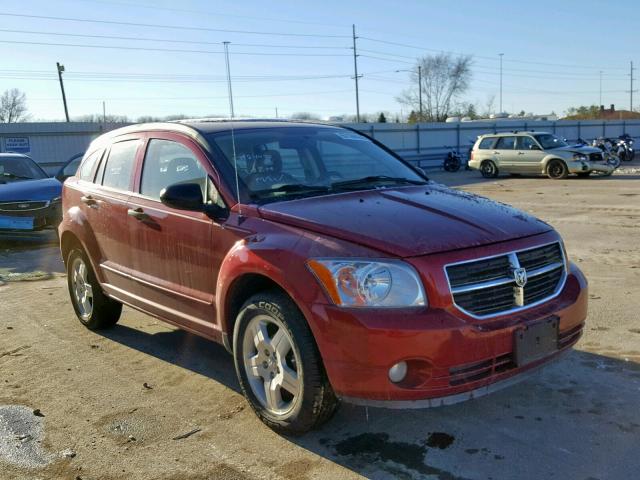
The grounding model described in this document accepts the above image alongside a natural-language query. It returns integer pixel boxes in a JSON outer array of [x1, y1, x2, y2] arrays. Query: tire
[[67, 248, 122, 330], [480, 160, 499, 178], [576, 172, 591, 178], [547, 160, 568, 179], [232, 290, 338, 435]]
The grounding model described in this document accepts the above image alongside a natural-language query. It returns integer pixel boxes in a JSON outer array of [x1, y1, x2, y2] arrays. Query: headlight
[[572, 153, 587, 161], [307, 259, 426, 307]]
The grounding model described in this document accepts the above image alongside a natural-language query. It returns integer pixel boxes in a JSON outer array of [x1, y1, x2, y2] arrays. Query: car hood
[[257, 183, 553, 257], [0, 177, 62, 202], [552, 145, 601, 155]]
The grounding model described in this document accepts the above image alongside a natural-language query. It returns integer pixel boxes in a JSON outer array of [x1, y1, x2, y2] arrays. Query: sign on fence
[[4, 137, 31, 154]]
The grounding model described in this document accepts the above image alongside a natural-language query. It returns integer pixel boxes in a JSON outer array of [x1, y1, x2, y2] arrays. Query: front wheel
[[67, 248, 122, 330], [233, 291, 338, 435], [547, 160, 568, 179]]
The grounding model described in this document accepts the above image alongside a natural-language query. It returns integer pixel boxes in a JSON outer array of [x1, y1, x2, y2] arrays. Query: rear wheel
[[67, 248, 121, 330], [233, 290, 338, 435], [547, 160, 568, 179], [480, 160, 499, 178]]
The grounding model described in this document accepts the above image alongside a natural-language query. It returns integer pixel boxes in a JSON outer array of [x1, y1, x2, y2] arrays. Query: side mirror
[[160, 182, 205, 211]]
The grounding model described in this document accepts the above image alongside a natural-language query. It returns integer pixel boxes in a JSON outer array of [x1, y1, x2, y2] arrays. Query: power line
[[0, 12, 351, 38], [0, 28, 351, 49], [0, 39, 352, 56], [358, 35, 629, 71]]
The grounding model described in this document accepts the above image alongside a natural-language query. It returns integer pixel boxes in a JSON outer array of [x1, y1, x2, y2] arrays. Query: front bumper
[[586, 162, 615, 174], [0, 201, 62, 232], [311, 261, 587, 405]]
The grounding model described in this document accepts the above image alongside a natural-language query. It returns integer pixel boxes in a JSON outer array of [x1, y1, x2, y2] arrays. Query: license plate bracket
[[514, 316, 559, 367]]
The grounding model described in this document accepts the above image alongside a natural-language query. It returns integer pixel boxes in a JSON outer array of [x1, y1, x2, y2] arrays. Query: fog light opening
[[388, 361, 408, 383]]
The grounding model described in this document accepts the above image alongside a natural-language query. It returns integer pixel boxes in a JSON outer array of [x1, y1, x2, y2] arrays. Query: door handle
[[80, 195, 97, 206], [518, 152, 525, 155], [127, 207, 149, 221], [493, 151, 500, 154]]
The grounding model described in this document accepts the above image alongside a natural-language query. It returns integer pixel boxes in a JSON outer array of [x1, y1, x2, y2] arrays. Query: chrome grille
[[0, 201, 49, 212], [446, 242, 566, 318]]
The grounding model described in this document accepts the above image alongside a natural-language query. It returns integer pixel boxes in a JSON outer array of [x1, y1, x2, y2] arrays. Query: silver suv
[[469, 131, 614, 179]]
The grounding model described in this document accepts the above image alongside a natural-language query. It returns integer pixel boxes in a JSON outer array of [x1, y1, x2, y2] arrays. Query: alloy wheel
[[242, 314, 301, 416], [71, 257, 93, 320]]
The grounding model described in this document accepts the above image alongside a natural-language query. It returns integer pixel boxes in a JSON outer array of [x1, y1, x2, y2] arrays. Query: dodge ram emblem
[[513, 267, 527, 287]]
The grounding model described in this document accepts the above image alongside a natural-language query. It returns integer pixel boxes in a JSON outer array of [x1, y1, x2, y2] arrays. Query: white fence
[[2, 119, 639, 174], [346, 119, 640, 168]]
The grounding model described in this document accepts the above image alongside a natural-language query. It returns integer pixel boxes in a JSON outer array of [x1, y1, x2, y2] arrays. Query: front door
[[126, 134, 224, 337]]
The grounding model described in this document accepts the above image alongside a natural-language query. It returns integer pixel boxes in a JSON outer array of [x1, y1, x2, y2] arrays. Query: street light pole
[[498, 53, 504, 114], [56, 62, 70, 122], [599, 71, 603, 106]]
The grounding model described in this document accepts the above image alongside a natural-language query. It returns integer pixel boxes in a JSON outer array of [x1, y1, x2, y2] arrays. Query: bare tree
[[0, 89, 28, 123], [397, 53, 472, 122], [290, 112, 321, 121], [482, 95, 496, 118]]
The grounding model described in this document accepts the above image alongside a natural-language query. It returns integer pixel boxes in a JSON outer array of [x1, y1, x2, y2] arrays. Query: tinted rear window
[[478, 137, 496, 149]]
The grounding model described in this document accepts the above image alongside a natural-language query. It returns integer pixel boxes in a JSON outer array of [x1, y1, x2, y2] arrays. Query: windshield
[[534, 134, 568, 149], [207, 126, 426, 203], [0, 156, 48, 183]]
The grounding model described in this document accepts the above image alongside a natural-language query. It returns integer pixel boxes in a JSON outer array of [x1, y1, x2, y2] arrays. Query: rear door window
[[495, 136, 517, 150], [101, 140, 140, 191], [478, 137, 496, 149]]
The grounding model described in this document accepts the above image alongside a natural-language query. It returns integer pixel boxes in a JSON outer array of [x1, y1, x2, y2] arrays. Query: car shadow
[[94, 322, 640, 479]]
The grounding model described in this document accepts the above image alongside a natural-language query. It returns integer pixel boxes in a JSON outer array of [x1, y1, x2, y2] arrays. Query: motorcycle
[[592, 138, 621, 169], [617, 134, 635, 161], [443, 149, 462, 172]]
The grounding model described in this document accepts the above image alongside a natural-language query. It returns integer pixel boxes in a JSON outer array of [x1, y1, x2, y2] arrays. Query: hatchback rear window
[[478, 137, 496, 149]]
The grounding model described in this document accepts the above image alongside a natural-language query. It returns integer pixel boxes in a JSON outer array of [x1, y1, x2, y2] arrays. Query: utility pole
[[56, 62, 70, 122], [418, 65, 423, 121], [102, 101, 106, 124], [631, 61, 635, 112], [498, 53, 504, 114], [223, 41, 235, 118], [599, 71, 603, 106], [351, 24, 361, 122]]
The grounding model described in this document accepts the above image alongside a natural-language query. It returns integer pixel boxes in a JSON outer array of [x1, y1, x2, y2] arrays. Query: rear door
[[515, 135, 546, 173], [493, 136, 518, 170], [126, 133, 226, 337], [81, 136, 143, 298]]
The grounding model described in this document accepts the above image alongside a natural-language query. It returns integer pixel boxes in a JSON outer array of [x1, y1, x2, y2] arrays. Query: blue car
[[0, 153, 63, 232]]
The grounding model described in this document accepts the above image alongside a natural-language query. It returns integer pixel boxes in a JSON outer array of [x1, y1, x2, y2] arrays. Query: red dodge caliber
[[59, 120, 588, 434]]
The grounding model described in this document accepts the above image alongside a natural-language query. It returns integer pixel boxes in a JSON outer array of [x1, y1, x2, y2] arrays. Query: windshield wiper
[[331, 175, 428, 190], [249, 184, 331, 200], [1, 172, 33, 180]]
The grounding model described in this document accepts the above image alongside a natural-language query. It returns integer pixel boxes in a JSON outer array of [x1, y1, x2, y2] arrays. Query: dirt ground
[[1, 165, 640, 480]]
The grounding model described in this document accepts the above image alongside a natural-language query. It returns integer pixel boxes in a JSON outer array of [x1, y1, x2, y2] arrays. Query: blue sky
[[0, 0, 638, 121]]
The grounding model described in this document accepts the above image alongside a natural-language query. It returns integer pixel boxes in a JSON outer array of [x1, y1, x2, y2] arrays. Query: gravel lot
[[1, 165, 639, 480]]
